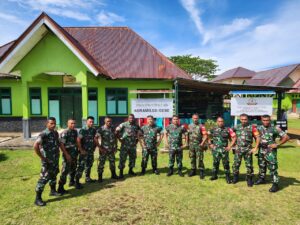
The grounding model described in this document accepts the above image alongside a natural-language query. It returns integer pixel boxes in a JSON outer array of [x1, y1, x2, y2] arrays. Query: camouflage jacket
[[209, 126, 236, 149], [117, 121, 141, 146], [141, 124, 162, 149], [188, 123, 207, 147], [78, 126, 98, 151], [97, 125, 117, 151], [60, 128, 78, 157], [166, 124, 187, 150], [234, 124, 259, 148], [36, 128, 60, 160], [257, 125, 286, 148]]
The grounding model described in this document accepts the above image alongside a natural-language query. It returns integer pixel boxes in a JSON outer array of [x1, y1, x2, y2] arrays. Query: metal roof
[[212, 67, 255, 82]]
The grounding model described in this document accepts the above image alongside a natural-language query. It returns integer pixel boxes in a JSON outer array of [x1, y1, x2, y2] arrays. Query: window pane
[[1, 98, 11, 114], [118, 100, 127, 114], [49, 100, 60, 125], [88, 100, 98, 124], [107, 100, 116, 114], [31, 99, 41, 114]]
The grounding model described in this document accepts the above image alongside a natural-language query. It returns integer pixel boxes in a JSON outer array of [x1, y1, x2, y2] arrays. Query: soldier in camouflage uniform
[[232, 114, 260, 187], [187, 113, 208, 179], [57, 119, 78, 194], [116, 114, 142, 178], [208, 117, 236, 184], [255, 114, 289, 192], [165, 115, 187, 177], [140, 115, 163, 175], [75, 116, 99, 189], [34, 117, 71, 206], [97, 117, 119, 182]]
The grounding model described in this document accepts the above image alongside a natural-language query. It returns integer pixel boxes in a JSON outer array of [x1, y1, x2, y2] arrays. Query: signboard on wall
[[231, 97, 273, 116], [131, 98, 173, 118]]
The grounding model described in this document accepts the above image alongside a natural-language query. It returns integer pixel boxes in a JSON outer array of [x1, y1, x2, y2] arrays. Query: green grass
[[0, 142, 300, 225], [288, 118, 300, 130]]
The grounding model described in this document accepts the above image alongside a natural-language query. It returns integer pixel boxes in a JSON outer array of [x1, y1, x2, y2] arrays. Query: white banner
[[131, 98, 174, 118], [231, 97, 273, 116]]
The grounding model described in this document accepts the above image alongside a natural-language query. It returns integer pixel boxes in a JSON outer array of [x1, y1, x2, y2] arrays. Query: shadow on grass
[[0, 152, 8, 162], [279, 176, 300, 190]]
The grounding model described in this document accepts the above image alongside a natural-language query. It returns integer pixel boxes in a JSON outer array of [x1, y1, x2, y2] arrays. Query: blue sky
[[0, 0, 299, 73]]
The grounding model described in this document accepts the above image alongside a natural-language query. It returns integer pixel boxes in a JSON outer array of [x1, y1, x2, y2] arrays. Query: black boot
[[153, 168, 160, 175], [69, 177, 75, 187], [49, 184, 62, 196], [232, 174, 239, 184], [225, 174, 232, 184], [269, 183, 279, 192], [111, 170, 119, 179], [85, 171, 96, 183], [178, 169, 184, 177], [247, 176, 253, 187], [167, 168, 173, 176], [210, 171, 218, 181], [57, 183, 68, 195], [188, 169, 196, 177], [129, 167, 137, 176], [119, 169, 124, 179], [98, 173, 103, 183], [75, 178, 83, 189], [141, 167, 146, 175], [199, 170, 205, 179], [254, 177, 266, 185], [34, 191, 46, 206]]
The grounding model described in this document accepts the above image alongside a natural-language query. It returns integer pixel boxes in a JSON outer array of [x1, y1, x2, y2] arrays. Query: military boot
[[188, 169, 196, 177], [49, 184, 62, 196], [34, 191, 46, 206], [167, 167, 173, 176], [85, 171, 96, 183], [129, 167, 137, 176], [254, 177, 266, 185], [210, 171, 218, 181], [141, 167, 146, 175], [153, 167, 160, 175], [178, 169, 184, 177], [232, 174, 239, 184], [75, 178, 83, 189], [111, 170, 119, 179], [57, 183, 69, 195], [247, 176, 253, 187], [199, 170, 205, 179], [225, 174, 232, 184], [98, 173, 103, 183], [69, 176, 75, 187], [119, 169, 124, 179], [269, 183, 279, 193]]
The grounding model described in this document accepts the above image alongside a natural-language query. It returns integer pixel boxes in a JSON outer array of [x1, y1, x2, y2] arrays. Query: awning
[[229, 90, 276, 95]]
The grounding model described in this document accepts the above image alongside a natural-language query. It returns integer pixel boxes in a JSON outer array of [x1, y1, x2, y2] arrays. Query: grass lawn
[[0, 141, 300, 225], [288, 118, 300, 130]]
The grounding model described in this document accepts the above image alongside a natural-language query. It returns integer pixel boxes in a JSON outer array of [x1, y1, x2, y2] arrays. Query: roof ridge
[[257, 63, 300, 73], [63, 26, 129, 29]]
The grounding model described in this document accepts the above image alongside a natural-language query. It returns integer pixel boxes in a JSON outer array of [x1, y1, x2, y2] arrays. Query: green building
[[0, 12, 190, 138]]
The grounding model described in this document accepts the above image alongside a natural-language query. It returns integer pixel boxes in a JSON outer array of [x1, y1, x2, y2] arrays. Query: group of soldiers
[[33, 113, 289, 206]]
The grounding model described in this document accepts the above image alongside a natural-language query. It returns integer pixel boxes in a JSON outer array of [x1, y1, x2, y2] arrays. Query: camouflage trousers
[[59, 153, 78, 185], [118, 144, 137, 170], [141, 147, 158, 169], [98, 150, 116, 174], [212, 148, 230, 175], [232, 147, 253, 177], [169, 148, 183, 169], [75, 150, 95, 179], [189, 146, 204, 170], [258, 148, 279, 183], [36, 159, 59, 192]]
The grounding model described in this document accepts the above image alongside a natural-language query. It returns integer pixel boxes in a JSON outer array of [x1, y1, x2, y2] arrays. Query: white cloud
[[97, 11, 125, 26], [0, 12, 27, 25]]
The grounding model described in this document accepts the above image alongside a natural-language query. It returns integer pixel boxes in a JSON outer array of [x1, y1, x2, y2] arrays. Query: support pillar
[[174, 80, 178, 115], [22, 82, 31, 139], [82, 84, 88, 126], [277, 91, 282, 120]]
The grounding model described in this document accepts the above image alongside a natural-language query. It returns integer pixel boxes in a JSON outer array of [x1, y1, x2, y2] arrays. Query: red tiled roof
[[212, 67, 255, 82], [246, 64, 299, 86], [0, 12, 190, 80]]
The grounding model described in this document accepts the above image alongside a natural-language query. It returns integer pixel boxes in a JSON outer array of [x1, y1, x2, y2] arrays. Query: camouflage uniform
[[117, 121, 141, 170], [188, 123, 207, 171], [257, 125, 286, 184], [97, 125, 117, 174], [35, 128, 61, 193], [58, 128, 78, 185], [75, 126, 98, 179], [141, 124, 162, 169], [166, 124, 187, 169], [232, 124, 259, 177], [210, 127, 236, 175]]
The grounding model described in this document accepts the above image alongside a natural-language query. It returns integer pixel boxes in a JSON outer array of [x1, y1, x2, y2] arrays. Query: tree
[[169, 54, 218, 81]]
